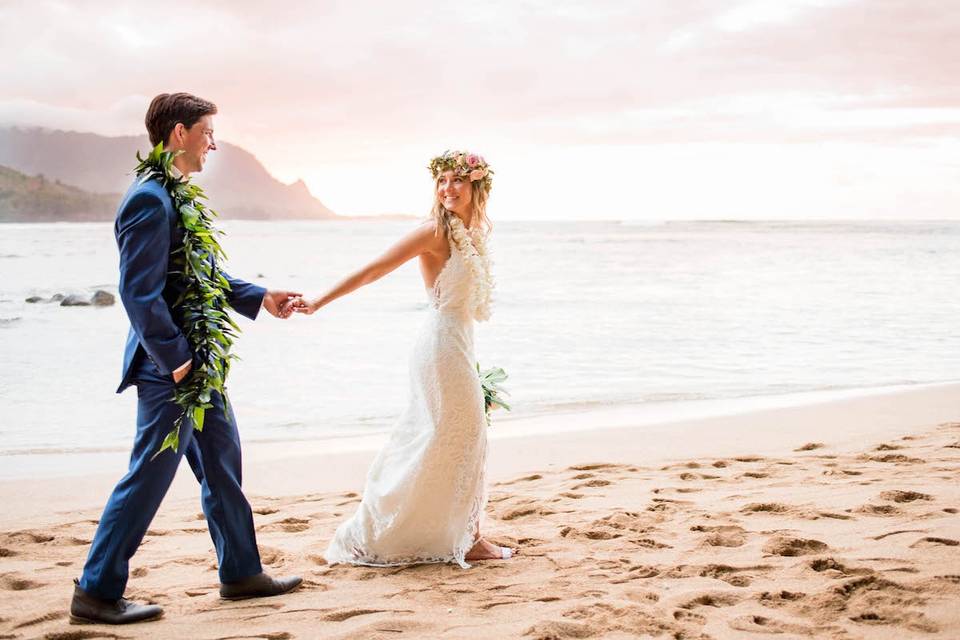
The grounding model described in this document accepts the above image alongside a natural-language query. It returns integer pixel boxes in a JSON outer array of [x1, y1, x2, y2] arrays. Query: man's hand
[[262, 290, 303, 319], [172, 360, 192, 384]]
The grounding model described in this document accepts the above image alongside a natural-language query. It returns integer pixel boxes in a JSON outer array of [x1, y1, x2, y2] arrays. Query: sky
[[2, 0, 959, 220]]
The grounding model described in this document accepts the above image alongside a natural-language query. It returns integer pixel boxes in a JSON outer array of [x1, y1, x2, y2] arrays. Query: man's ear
[[171, 122, 185, 146]]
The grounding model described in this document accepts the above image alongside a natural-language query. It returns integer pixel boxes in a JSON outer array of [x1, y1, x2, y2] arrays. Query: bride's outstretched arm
[[295, 222, 445, 315]]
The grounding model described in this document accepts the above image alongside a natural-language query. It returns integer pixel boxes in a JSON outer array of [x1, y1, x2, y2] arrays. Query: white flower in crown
[[446, 214, 494, 322]]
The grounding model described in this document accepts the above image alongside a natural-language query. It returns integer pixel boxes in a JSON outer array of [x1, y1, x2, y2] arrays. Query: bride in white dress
[[293, 150, 512, 567]]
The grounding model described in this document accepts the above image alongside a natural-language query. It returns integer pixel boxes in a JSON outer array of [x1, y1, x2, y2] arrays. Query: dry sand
[[1, 385, 958, 639]]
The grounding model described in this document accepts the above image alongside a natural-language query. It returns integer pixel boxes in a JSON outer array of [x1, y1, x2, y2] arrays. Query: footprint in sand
[[863, 453, 923, 463], [815, 512, 855, 521], [757, 590, 807, 608], [874, 443, 903, 451], [646, 497, 693, 515], [762, 535, 828, 557], [880, 490, 933, 503], [496, 498, 557, 521], [855, 503, 902, 516], [693, 524, 747, 548], [678, 472, 720, 481], [504, 473, 543, 484], [1, 530, 54, 544], [257, 517, 311, 533], [257, 546, 287, 566], [910, 537, 959, 548], [568, 463, 621, 471], [672, 608, 706, 624], [252, 506, 279, 515], [728, 614, 812, 635], [741, 502, 791, 514], [696, 563, 772, 587], [12, 612, 69, 632], [0, 573, 45, 591], [321, 608, 401, 622], [847, 609, 939, 633], [823, 468, 864, 476], [524, 619, 592, 640], [679, 591, 743, 609], [571, 478, 611, 490]]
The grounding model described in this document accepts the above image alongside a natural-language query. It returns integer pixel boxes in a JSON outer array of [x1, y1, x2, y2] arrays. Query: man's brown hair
[[144, 93, 218, 147]]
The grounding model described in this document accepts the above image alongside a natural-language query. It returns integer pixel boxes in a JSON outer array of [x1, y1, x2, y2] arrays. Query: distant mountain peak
[[0, 126, 338, 220]]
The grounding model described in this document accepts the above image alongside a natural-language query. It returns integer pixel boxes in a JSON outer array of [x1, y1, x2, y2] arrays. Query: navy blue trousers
[[79, 360, 262, 600]]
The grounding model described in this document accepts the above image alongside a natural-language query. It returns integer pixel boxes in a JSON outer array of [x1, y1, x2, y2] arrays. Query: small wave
[[0, 445, 130, 456]]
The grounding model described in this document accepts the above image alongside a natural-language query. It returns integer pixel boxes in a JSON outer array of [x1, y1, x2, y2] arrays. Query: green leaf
[[151, 425, 181, 460], [192, 406, 206, 432]]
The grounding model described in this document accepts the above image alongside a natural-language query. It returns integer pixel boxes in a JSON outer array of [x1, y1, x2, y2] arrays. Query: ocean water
[[1, 219, 958, 457]]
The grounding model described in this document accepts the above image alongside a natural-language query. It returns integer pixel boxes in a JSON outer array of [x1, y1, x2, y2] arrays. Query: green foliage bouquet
[[478, 363, 511, 426]]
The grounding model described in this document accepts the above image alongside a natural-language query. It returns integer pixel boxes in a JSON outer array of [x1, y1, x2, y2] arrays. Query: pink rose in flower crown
[[468, 168, 485, 182], [466, 154, 480, 168]]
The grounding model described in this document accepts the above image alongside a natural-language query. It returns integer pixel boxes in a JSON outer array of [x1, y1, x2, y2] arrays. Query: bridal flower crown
[[428, 150, 493, 192]]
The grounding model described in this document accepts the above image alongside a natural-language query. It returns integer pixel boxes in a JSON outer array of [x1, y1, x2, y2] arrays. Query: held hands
[[260, 291, 322, 318], [262, 290, 304, 319], [289, 296, 321, 315]]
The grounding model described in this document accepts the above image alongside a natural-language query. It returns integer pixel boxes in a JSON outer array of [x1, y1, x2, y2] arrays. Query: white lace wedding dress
[[324, 227, 489, 568]]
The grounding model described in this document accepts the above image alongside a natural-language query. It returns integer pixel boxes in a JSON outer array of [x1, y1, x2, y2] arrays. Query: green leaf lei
[[134, 143, 241, 458]]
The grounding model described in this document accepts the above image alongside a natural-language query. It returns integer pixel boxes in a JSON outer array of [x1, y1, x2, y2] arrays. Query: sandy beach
[[1, 384, 958, 639]]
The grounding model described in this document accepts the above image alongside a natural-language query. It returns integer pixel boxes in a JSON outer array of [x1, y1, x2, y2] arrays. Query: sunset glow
[[2, 0, 958, 219]]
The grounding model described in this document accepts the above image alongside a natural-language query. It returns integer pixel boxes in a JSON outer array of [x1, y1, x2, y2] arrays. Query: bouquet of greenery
[[478, 363, 511, 426]]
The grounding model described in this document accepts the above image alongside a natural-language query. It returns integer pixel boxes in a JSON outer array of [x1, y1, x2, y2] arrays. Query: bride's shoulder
[[409, 219, 447, 252]]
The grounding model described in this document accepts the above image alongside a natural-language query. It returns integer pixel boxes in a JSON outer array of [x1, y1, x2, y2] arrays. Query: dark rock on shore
[[27, 291, 114, 306], [90, 290, 115, 306], [60, 294, 91, 307], [25, 293, 65, 304]]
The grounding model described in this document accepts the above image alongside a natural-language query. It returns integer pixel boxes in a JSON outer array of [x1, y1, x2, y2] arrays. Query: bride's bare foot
[[465, 537, 513, 561]]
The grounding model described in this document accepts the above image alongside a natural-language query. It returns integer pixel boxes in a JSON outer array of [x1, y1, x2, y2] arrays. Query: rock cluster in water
[[25, 290, 116, 307]]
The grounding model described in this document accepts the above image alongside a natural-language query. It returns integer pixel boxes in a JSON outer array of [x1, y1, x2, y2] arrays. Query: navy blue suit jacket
[[114, 176, 266, 392]]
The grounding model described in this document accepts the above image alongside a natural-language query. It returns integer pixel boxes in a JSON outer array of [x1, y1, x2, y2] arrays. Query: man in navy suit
[[71, 93, 302, 624]]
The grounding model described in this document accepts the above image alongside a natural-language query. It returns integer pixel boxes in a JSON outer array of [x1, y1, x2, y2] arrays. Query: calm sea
[[1, 219, 958, 458]]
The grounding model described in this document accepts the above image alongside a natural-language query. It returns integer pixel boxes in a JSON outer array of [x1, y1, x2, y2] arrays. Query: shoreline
[[2, 381, 957, 528], [0, 380, 960, 468]]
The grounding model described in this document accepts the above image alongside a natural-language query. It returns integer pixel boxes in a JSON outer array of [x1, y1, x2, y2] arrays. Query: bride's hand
[[292, 297, 321, 315]]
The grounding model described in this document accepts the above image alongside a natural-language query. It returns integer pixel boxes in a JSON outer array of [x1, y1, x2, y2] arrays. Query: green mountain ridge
[[0, 165, 118, 222]]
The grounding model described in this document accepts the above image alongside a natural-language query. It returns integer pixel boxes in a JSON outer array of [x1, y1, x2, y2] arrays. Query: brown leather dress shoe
[[70, 580, 163, 624], [220, 572, 302, 600]]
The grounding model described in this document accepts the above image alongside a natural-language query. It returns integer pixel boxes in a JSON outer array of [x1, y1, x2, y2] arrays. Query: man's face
[[169, 114, 216, 174]]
